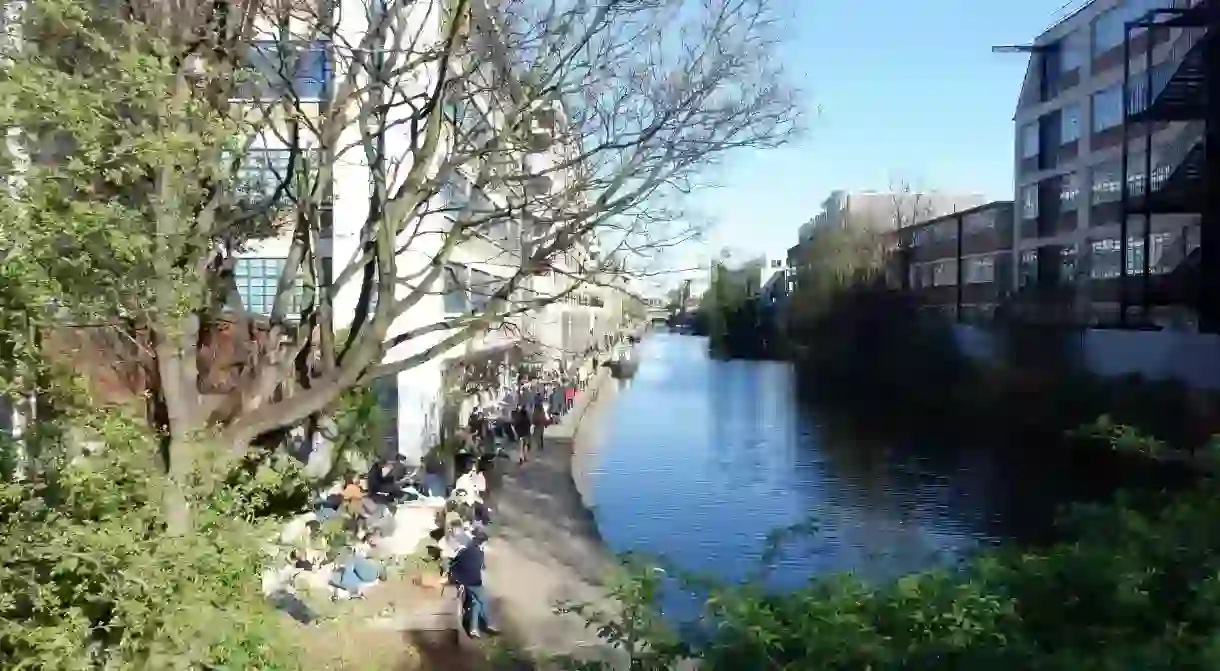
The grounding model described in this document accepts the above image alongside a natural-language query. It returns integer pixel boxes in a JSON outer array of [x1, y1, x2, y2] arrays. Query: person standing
[[448, 528, 498, 638], [512, 402, 532, 464], [531, 400, 548, 453]]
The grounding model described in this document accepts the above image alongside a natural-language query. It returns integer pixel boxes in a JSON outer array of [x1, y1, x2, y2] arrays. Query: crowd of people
[[449, 344, 617, 466], [266, 332, 641, 639]]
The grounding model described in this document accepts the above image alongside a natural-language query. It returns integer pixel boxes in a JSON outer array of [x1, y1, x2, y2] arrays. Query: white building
[[231, 0, 619, 463]]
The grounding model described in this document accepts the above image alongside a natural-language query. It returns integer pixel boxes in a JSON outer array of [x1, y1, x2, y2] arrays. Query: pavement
[[480, 369, 628, 667], [307, 368, 629, 670]]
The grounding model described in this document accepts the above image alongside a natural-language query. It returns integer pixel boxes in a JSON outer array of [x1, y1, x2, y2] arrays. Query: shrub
[[565, 427, 1220, 671], [0, 413, 302, 670]]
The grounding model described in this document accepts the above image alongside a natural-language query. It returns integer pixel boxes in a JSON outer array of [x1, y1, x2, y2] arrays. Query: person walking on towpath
[[531, 398, 548, 454], [513, 401, 532, 464], [448, 528, 499, 639]]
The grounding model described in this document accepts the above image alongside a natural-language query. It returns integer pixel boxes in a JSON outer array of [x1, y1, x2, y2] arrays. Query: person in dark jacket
[[449, 528, 498, 638], [512, 403, 532, 464], [367, 459, 407, 504]]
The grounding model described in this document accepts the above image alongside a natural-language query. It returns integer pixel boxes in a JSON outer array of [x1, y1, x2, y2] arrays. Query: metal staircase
[[1118, 0, 1213, 326]]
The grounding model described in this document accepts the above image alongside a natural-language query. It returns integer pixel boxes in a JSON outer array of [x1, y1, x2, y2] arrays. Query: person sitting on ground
[[340, 475, 365, 515], [329, 547, 386, 600], [454, 460, 487, 500], [448, 528, 499, 638], [367, 458, 408, 504]]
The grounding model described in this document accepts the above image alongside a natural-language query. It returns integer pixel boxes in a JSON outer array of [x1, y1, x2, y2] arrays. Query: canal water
[[583, 332, 1122, 618]]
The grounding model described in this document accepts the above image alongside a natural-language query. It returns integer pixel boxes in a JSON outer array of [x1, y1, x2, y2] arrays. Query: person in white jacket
[[454, 461, 486, 499]]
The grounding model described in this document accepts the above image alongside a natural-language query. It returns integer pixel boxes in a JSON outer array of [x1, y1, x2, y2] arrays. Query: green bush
[[0, 413, 302, 670], [565, 427, 1220, 671]]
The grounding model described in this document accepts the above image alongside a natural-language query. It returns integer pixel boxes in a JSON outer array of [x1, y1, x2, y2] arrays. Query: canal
[[582, 332, 1135, 618]]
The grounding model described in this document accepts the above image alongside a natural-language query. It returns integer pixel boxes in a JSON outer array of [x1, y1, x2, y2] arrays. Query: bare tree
[[0, 0, 797, 519], [888, 177, 934, 231]]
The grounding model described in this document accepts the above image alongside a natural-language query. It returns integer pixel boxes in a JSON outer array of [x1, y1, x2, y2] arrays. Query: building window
[[1061, 103, 1081, 143], [963, 210, 996, 235], [1060, 172, 1079, 210], [1019, 249, 1039, 287], [1090, 238, 1122, 278], [1091, 162, 1121, 204], [1060, 30, 1085, 73], [932, 259, 957, 287], [918, 263, 933, 288], [1187, 223, 1201, 254], [1127, 232, 1176, 274], [964, 255, 995, 284], [236, 148, 296, 201], [1092, 85, 1122, 132], [442, 264, 506, 314], [1059, 245, 1078, 284], [1093, 8, 1124, 55], [908, 264, 919, 289], [1021, 184, 1038, 219], [237, 40, 331, 101], [234, 258, 304, 316], [1020, 123, 1040, 158], [438, 171, 471, 220], [930, 220, 956, 241]]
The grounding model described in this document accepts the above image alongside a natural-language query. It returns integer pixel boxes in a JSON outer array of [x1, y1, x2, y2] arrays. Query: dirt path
[[480, 372, 625, 667], [300, 371, 626, 670]]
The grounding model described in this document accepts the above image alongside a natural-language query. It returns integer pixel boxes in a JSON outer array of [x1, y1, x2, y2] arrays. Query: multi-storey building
[[231, 0, 613, 461], [790, 189, 988, 291], [1011, 0, 1210, 328], [888, 201, 1016, 323]]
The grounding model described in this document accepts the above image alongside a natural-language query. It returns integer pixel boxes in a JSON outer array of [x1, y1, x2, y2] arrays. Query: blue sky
[[664, 0, 1076, 283]]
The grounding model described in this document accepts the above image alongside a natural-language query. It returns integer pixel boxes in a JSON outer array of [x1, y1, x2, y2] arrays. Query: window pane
[[1061, 104, 1081, 143], [1021, 123, 1040, 158], [1093, 9, 1123, 55], [443, 264, 470, 314], [1060, 172, 1078, 210], [1091, 163, 1120, 204], [964, 210, 995, 235], [1061, 30, 1085, 72], [233, 258, 304, 317], [237, 40, 330, 101], [1021, 185, 1038, 219], [1090, 239, 1122, 278], [1092, 86, 1122, 132]]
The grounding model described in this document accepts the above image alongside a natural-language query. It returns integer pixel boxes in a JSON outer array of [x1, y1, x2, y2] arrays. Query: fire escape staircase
[[1120, 3, 1212, 309], [1125, 6, 1210, 214]]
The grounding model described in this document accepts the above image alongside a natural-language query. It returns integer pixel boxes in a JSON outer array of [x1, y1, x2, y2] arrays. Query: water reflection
[[587, 333, 1017, 606]]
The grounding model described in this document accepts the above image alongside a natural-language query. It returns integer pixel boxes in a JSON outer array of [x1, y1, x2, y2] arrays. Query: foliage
[[699, 261, 779, 359], [554, 554, 690, 670], [788, 226, 893, 327], [1071, 414, 1172, 460], [0, 411, 302, 670], [564, 425, 1220, 670]]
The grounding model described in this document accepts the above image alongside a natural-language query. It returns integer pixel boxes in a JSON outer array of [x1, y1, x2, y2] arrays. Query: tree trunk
[[152, 315, 209, 535]]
